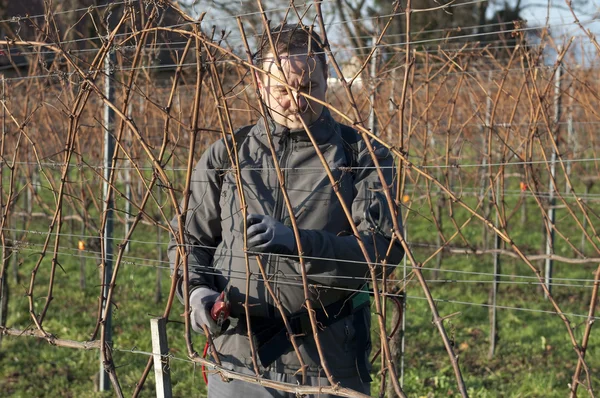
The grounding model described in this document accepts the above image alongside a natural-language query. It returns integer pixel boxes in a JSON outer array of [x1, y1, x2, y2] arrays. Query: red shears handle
[[210, 291, 230, 322]]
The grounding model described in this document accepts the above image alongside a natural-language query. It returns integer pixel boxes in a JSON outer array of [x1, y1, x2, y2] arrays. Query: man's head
[[255, 24, 328, 130]]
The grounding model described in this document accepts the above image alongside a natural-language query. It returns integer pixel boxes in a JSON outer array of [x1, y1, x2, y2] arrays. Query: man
[[169, 23, 404, 397]]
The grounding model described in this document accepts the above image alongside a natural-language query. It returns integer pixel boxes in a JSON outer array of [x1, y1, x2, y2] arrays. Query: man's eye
[[301, 84, 317, 92]]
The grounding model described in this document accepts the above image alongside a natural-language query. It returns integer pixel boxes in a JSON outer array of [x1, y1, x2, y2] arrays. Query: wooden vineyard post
[[151, 318, 172, 398]]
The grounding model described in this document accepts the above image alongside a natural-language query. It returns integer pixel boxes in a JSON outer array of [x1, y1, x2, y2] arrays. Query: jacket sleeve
[[297, 139, 405, 288], [168, 140, 225, 303]]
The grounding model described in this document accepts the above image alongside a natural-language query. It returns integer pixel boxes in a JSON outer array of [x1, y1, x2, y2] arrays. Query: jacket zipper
[[267, 130, 291, 319], [275, 130, 291, 222]]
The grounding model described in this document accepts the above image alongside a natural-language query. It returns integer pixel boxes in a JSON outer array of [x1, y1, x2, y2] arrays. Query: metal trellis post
[[489, 177, 501, 359], [124, 101, 133, 253], [0, 75, 9, 345], [155, 188, 162, 303], [565, 84, 574, 194], [99, 49, 116, 392], [0, 245, 9, 348], [369, 35, 378, 136], [481, 71, 493, 250], [400, 221, 407, 387], [545, 57, 562, 297]]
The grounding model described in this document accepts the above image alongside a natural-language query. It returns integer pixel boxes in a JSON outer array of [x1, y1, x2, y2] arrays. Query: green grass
[[1, 235, 209, 397], [1, 168, 600, 397]]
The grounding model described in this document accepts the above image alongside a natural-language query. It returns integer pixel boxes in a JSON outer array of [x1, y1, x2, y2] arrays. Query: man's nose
[[293, 92, 308, 112]]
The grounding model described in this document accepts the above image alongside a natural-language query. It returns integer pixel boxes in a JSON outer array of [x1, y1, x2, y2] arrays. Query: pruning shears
[[202, 286, 231, 385], [210, 286, 231, 332]]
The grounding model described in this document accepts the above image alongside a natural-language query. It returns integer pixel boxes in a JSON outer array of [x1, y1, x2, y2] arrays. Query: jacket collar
[[255, 108, 339, 146]]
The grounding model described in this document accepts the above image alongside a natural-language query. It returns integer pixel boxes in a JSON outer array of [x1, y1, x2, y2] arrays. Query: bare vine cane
[[272, 20, 415, 397], [518, 44, 600, 253], [259, 2, 409, 394], [112, 20, 227, 387], [200, 32, 262, 377], [420, 51, 451, 265], [380, 241, 389, 392], [485, 48, 520, 240], [295, 103, 412, 397], [50, 10, 225, 397], [395, 0, 413, 208], [413, 51, 553, 272], [0, 75, 6, 311], [274, 26, 600, 397], [3, 98, 55, 221], [570, 264, 600, 398], [96, 7, 203, 393], [0, 13, 131, 368], [2, 1, 597, 396], [201, 18, 328, 385], [89, 4, 160, 341], [20, 14, 234, 394], [162, 13, 369, 394], [253, 3, 350, 390], [0, 78, 20, 347], [519, 42, 596, 391], [529, 100, 597, 398], [194, 359, 372, 398], [94, 9, 183, 394], [441, 69, 476, 250], [485, 51, 527, 231], [26, 11, 129, 333], [99, 30, 205, 393], [472, 40, 591, 392], [132, 36, 196, 397], [174, 21, 224, 370], [567, 0, 600, 55], [314, 1, 467, 396], [560, 66, 600, 397], [482, 44, 522, 361], [236, 18, 311, 383], [0, 105, 52, 234], [313, 2, 410, 391], [17, 23, 596, 396], [2, 33, 63, 286], [396, 45, 416, 232]]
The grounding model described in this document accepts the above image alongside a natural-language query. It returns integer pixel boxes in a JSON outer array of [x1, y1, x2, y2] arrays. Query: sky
[[520, 0, 597, 22], [180, 1, 600, 39], [178, 0, 600, 62], [518, 0, 600, 64], [520, 0, 600, 35]]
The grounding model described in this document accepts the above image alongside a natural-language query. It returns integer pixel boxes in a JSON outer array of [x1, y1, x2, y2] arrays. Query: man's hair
[[256, 23, 327, 75]]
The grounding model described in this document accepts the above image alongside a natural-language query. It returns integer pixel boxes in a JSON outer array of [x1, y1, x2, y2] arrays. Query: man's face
[[259, 51, 327, 130]]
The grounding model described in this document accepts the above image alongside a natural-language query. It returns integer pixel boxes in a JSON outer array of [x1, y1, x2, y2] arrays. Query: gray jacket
[[168, 109, 404, 378]]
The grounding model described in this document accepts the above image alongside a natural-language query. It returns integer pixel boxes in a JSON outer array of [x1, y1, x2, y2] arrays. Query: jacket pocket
[[365, 182, 395, 239], [342, 315, 357, 352]]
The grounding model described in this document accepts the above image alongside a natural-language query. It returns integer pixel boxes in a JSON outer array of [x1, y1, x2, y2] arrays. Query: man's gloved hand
[[246, 214, 297, 255], [189, 287, 220, 335]]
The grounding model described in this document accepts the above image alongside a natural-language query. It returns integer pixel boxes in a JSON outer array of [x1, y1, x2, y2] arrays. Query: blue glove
[[189, 287, 219, 335], [246, 214, 296, 255]]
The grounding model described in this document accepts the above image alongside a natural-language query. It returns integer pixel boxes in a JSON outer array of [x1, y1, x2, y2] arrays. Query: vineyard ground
[[0, 180, 599, 397]]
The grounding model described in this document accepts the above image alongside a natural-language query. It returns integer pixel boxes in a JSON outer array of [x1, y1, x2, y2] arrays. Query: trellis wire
[[1, 1, 600, 397]]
